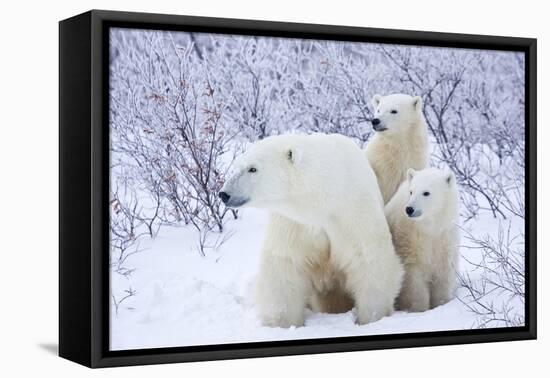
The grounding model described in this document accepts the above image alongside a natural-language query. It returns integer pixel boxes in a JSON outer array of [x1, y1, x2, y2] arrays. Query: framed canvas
[[59, 10, 537, 368]]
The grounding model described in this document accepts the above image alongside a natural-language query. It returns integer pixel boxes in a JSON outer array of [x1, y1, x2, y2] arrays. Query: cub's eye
[[409, 191, 413, 195], [248, 167, 257, 173], [390, 110, 398, 114], [423, 191, 430, 197]]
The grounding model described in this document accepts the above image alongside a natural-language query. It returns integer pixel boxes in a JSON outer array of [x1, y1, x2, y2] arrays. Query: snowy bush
[[458, 222, 525, 328], [110, 29, 241, 258]]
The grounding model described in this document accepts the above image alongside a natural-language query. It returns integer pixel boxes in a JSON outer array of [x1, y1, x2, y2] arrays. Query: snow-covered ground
[[109, 206, 520, 351]]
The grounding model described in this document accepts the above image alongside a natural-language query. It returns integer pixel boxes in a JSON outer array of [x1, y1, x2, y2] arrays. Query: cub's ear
[[287, 147, 302, 166], [445, 169, 456, 186], [407, 168, 416, 182], [371, 94, 382, 108], [412, 95, 422, 110]]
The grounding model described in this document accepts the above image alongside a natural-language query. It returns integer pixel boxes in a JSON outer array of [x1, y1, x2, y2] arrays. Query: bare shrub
[[110, 29, 242, 258], [458, 221, 525, 327]]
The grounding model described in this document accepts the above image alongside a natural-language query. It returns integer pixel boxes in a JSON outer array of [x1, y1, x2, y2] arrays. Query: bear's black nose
[[219, 191, 231, 204], [405, 206, 414, 216], [371, 118, 381, 126]]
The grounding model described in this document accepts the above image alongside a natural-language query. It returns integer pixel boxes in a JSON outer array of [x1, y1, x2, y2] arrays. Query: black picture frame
[[59, 9, 537, 368]]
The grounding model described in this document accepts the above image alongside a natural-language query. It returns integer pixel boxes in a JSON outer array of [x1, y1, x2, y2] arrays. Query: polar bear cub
[[220, 133, 403, 327], [366, 94, 429, 204], [385, 167, 459, 312]]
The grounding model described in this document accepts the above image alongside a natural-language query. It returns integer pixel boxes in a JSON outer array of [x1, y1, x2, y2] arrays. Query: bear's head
[[219, 136, 302, 210], [370, 93, 423, 134], [404, 167, 458, 223]]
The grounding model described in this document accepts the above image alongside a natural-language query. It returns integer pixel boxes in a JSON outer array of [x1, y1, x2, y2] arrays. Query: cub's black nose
[[405, 206, 414, 216], [371, 118, 381, 126], [219, 191, 231, 204]]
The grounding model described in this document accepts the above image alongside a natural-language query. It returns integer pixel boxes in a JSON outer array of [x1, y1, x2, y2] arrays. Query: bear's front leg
[[340, 251, 402, 325], [255, 254, 311, 328], [397, 266, 430, 312]]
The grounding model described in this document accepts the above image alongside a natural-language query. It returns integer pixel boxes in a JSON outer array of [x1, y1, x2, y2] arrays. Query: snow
[[109, 206, 517, 351]]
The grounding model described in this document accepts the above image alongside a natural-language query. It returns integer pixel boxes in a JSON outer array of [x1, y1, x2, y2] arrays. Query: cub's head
[[404, 167, 457, 222], [370, 93, 423, 134], [219, 136, 302, 210]]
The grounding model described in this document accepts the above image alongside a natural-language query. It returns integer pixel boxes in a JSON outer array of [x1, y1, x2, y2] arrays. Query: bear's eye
[[390, 110, 398, 114], [410, 191, 413, 195], [423, 191, 430, 197], [248, 167, 257, 173]]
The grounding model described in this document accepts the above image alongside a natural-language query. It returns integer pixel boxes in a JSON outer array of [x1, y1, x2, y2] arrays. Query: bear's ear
[[412, 96, 422, 111], [287, 147, 302, 166], [445, 170, 456, 186], [407, 168, 416, 182], [371, 94, 382, 109]]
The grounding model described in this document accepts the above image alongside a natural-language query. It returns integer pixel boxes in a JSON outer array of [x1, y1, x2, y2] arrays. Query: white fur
[[385, 167, 460, 312], [366, 93, 429, 204], [221, 133, 404, 327]]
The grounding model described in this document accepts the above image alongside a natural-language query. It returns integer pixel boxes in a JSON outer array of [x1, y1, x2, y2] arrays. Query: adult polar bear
[[219, 133, 403, 327]]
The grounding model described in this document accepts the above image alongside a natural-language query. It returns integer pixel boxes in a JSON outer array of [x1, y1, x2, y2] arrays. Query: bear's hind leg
[[310, 284, 354, 314], [430, 238, 459, 308], [430, 266, 457, 309]]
